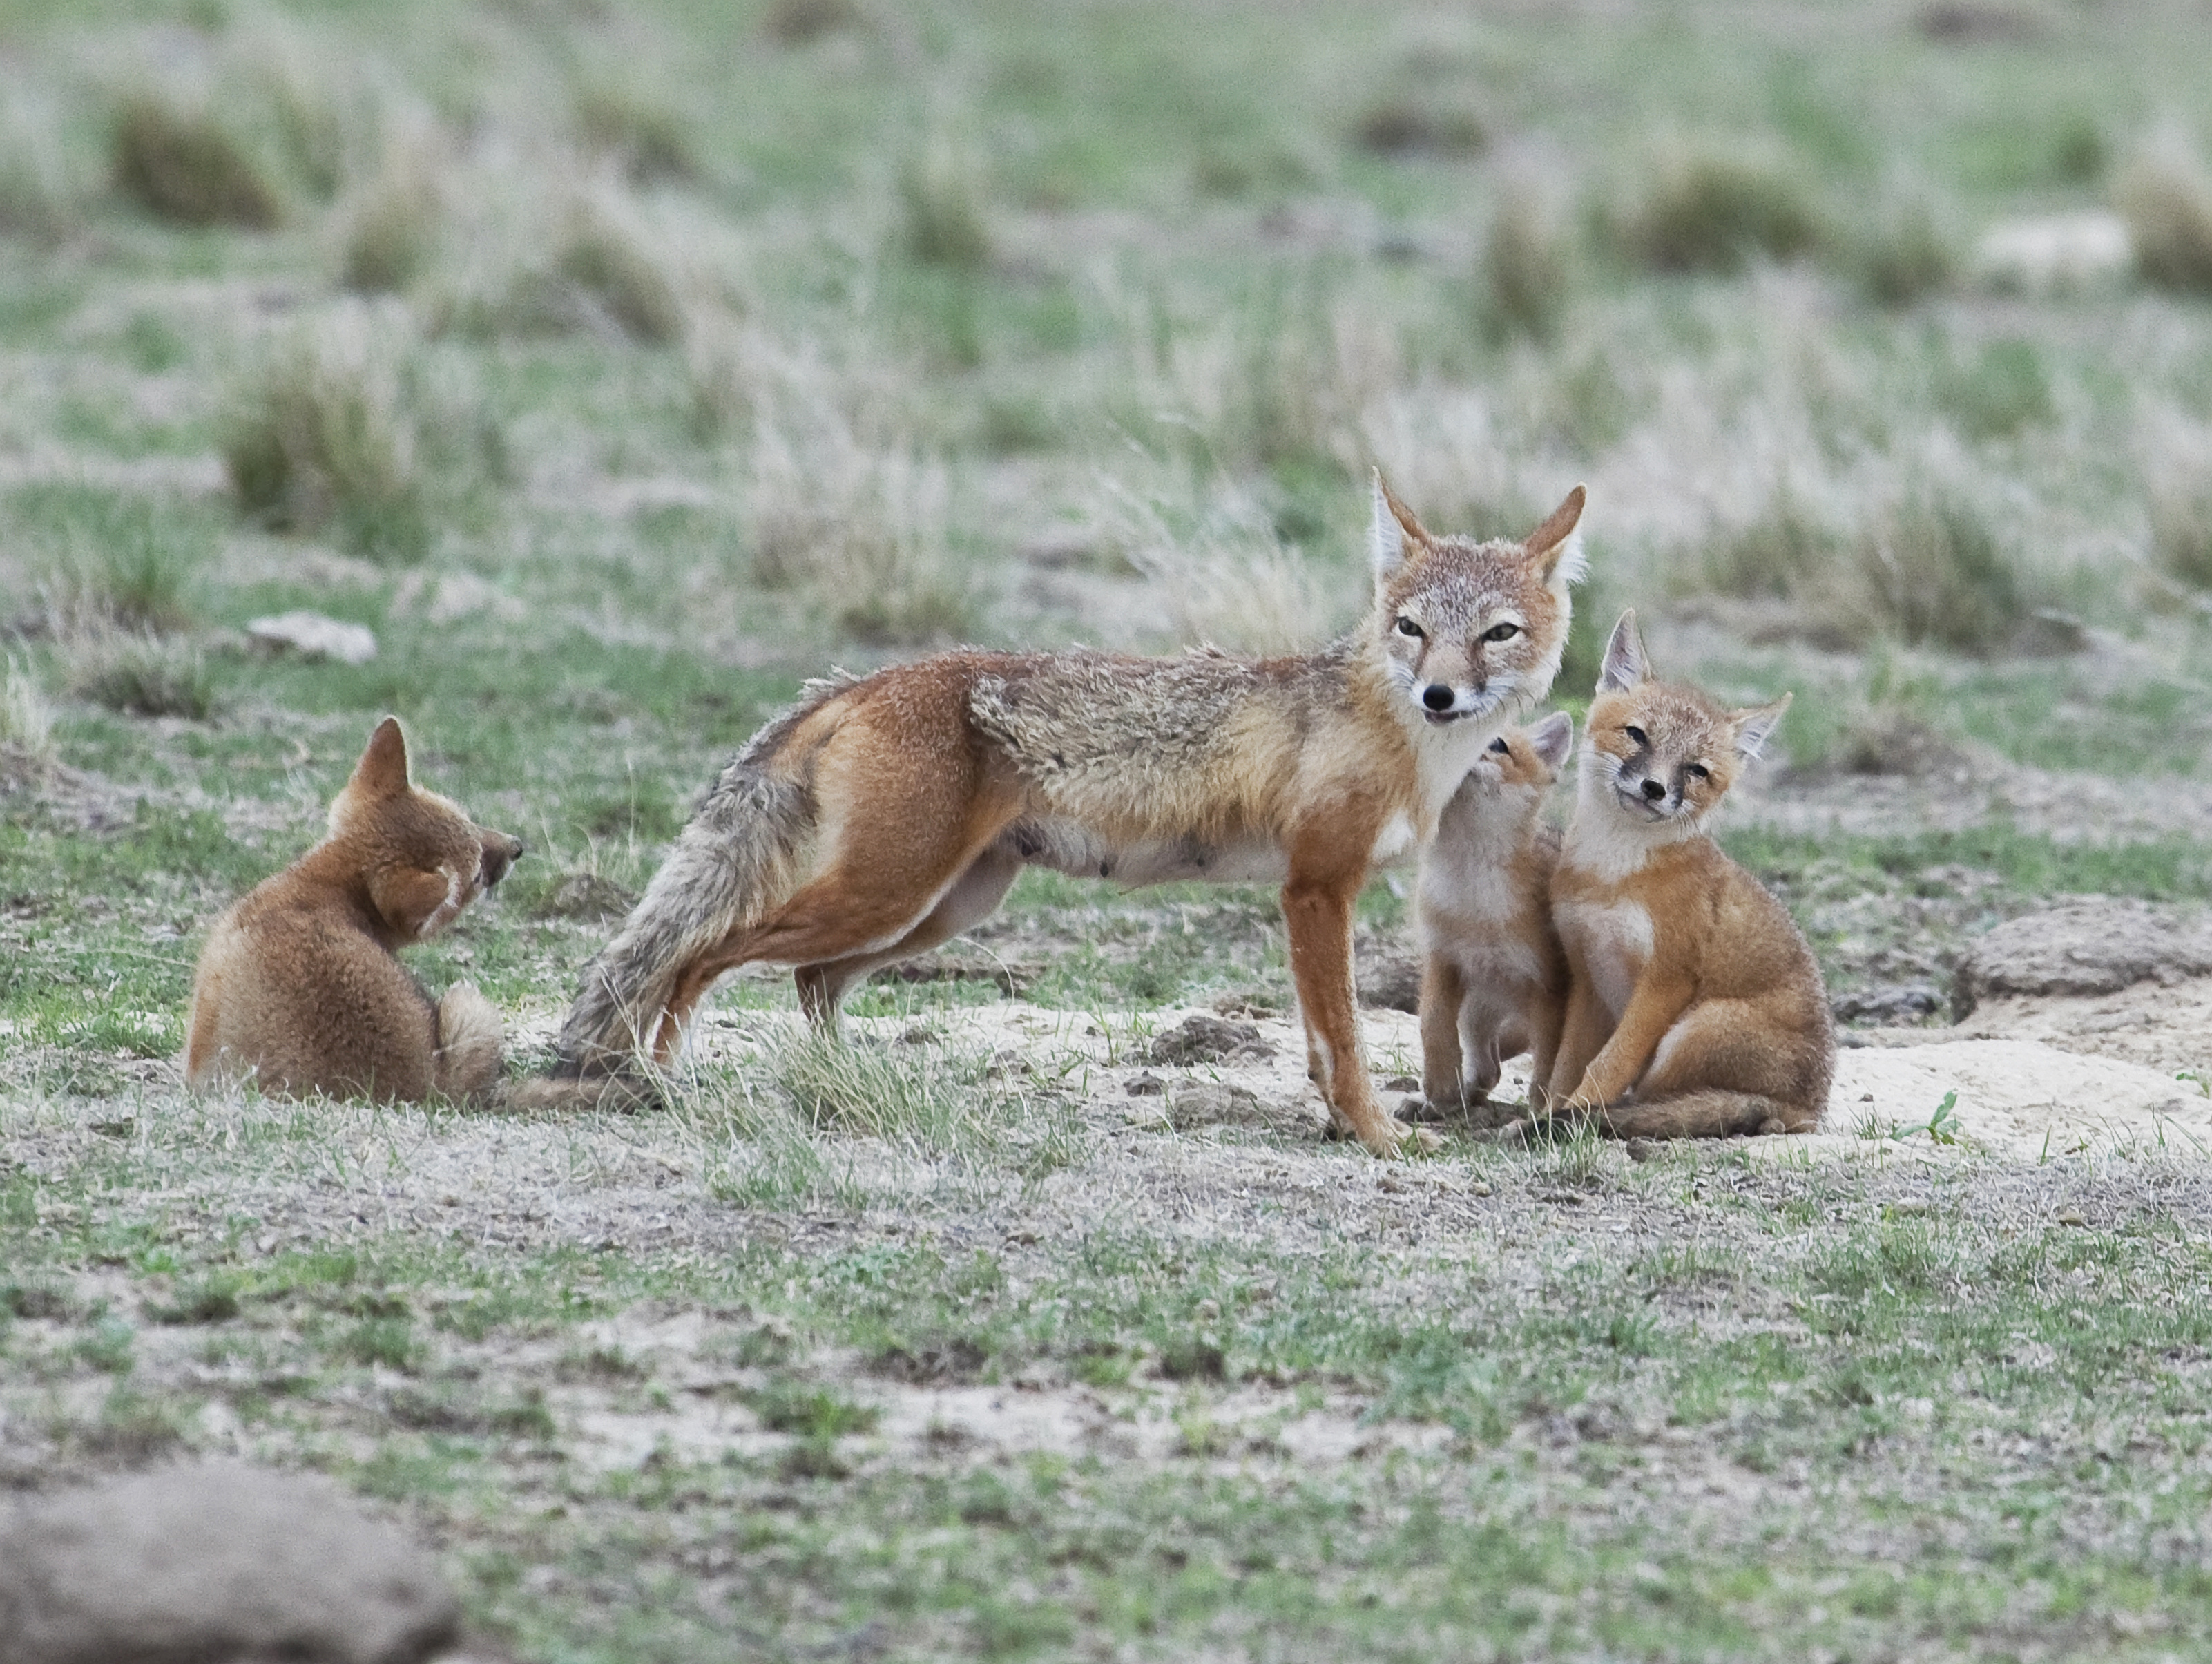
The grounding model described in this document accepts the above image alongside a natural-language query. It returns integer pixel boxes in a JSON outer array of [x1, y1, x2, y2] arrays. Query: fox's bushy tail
[[1597, 1090, 1818, 1140], [512, 740, 819, 1110]]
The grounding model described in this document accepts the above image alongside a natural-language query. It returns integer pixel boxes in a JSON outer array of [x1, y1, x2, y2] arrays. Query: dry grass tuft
[[1, 659, 56, 762], [1480, 182, 1573, 341], [10, 486, 208, 635], [1619, 139, 1825, 273], [329, 128, 445, 294], [1857, 487, 2023, 652], [555, 187, 692, 343], [1701, 493, 1845, 601], [1858, 185, 1959, 307], [2114, 139, 2212, 294], [1352, 90, 1488, 158], [1108, 482, 1347, 653], [62, 629, 215, 720], [223, 305, 443, 562], [899, 134, 992, 270], [2142, 415, 2212, 591], [110, 83, 284, 229], [574, 77, 700, 184]]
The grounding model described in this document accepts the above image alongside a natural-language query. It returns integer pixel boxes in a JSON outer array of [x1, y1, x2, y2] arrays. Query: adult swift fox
[[1539, 612, 1831, 1138], [183, 717, 523, 1102], [1416, 710, 1572, 1121], [529, 475, 1588, 1155]]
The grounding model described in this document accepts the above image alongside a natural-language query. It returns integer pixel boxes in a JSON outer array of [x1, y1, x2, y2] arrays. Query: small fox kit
[[1416, 711, 1573, 1120], [530, 475, 1588, 1155], [184, 718, 523, 1103], [1541, 613, 1831, 1138]]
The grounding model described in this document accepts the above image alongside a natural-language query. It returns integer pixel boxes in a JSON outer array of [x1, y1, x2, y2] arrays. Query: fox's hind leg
[[651, 805, 1026, 1064], [1587, 1000, 1815, 1138], [796, 845, 1024, 1026]]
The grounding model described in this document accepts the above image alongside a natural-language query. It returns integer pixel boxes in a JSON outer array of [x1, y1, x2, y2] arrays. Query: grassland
[[8, 0, 2212, 1657]]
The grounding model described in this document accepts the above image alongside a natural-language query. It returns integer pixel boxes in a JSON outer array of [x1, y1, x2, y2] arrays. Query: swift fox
[[183, 717, 523, 1103], [529, 475, 1588, 1155], [1416, 710, 1572, 1122], [1538, 612, 1831, 1138]]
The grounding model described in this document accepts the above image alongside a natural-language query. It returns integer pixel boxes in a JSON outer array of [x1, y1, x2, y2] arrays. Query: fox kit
[[1416, 710, 1573, 1121], [1539, 612, 1831, 1138], [183, 718, 523, 1103], [527, 475, 1588, 1155]]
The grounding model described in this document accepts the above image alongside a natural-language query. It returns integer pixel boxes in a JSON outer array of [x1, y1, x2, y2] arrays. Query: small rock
[[0, 1464, 460, 1664], [530, 871, 637, 922], [1973, 211, 2133, 296], [1382, 1075, 1418, 1093], [1831, 984, 1944, 1025], [1146, 1015, 1273, 1067], [2056, 1207, 2088, 1227], [244, 610, 378, 666], [1166, 1081, 1264, 1129], [1624, 1138, 1658, 1163], [1124, 1072, 1166, 1097]]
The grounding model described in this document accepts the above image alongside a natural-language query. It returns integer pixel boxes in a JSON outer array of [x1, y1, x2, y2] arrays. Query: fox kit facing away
[[1539, 613, 1831, 1138], [184, 718, 523, 1103], [1416, 711, 1573, 1121], [530, 475, 1587, 1155]]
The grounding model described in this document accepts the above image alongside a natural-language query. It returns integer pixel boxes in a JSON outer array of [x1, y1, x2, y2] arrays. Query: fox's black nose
[[1639, 778, 1666, 802], [1421, 684, 1456, 713]]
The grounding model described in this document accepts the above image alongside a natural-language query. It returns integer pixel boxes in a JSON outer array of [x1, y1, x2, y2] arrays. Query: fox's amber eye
[[1395, 618, 1424, 638], [1623, 725, 1648, 747], [1482, 621, 1521, 642], [1685, 763, 1711, 780], [1488, 736, 1510, 754]]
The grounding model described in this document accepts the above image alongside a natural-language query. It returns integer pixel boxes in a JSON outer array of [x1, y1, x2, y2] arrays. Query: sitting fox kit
[[1538, 613, 1831, 1138], [532, 475, 1587, 1155], [1416, 711, 1573, 1120], [184, 718, 522, 1103]]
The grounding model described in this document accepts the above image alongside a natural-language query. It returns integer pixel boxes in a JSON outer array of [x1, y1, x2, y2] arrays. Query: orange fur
[[182, 718, 523, 1103], [1539, 613, 1831, 1139], [536, 477, 1590, 1156]]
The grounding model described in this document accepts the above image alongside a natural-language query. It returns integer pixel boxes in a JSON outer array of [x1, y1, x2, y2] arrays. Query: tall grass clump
[[64, 629, 215, 720], [2115, 139, 2212, 294], [1858, 185, 1958, 306], [1, 659, 56, 762], [2146, 448, 2212, 591], [1619, 139, 1825, 273], [574, 76, 700, 184], [329, 131, 444, 294], [224, 307, 449, 562], [1352, 89, 1488, 157], [555, 188, 691, 343], [899, 134, 992, 270], [10, 484, 211, 633], [763, 0, 867, 46], [110, 83, 283, 229], [1480, 183, 1573, 341], [748, 423, 971, 645], [1700, 493, 1845, 600], [1857, 488, 2024, 652]]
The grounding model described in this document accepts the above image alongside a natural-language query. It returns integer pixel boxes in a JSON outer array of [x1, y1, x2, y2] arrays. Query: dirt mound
[[1145, 1015, 1273, 1065], [1953, 899, 2212, 1016]]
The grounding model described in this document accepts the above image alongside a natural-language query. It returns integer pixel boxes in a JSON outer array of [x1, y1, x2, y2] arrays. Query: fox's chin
[[1613, 789, 1673, 823]]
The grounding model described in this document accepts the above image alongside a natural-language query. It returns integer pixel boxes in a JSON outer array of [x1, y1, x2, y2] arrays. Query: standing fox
[[1537, 612, 1831, 1138], [1416, 710, 1573, 1122], [183, 717, 523, 1103], [525, 475, 1588, 1155]]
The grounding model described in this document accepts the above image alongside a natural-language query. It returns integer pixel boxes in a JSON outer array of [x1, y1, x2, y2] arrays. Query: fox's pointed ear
[[1525, 484, 1586, 584], [1369, 469, 1426, 584], [351, 716, 412, 798], [1528, 711, 1575, 770], [1597, 610, 1647, 694], [1731, 692, 1791, 761]]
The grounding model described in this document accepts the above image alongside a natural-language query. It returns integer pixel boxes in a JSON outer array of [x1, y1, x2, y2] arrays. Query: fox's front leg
[[1561, 975, 1693, 1114], [1282, 868, 1430, 1157], [1418, 953, 1468, 1112], [1544, 975, 1610, 1111]]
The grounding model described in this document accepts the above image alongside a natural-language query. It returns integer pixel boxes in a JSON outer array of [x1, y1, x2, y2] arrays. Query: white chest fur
[[1555, 898, 1651, 1020]]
